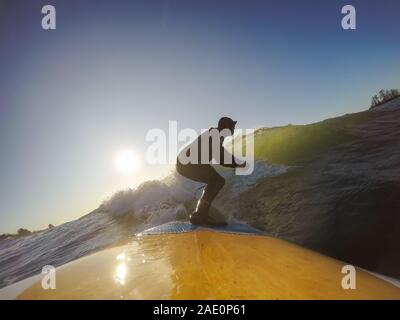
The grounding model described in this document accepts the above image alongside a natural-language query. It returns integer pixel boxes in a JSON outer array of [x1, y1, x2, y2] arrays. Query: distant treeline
[[0, 224, 55, 241], [370, 89, 400, 109]]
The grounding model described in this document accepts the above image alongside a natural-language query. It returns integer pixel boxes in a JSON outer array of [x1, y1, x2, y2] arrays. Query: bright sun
[[115, 149, 141, 175]]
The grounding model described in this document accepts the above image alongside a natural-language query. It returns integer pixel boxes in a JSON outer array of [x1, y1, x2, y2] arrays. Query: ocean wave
[[0, 160, 287, 288]]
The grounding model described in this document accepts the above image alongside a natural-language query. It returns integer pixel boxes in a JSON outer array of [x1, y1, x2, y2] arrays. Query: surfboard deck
[[1, 221, 400, 300]]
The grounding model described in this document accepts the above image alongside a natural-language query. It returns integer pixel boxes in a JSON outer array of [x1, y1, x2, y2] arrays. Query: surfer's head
[[217, 117, 237, 135]]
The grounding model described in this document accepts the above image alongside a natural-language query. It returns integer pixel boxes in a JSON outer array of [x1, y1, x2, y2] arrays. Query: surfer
[[176, 117, 246, 226]]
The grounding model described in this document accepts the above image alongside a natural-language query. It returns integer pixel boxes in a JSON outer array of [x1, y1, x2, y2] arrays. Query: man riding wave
[[176, 117, 246, 226]]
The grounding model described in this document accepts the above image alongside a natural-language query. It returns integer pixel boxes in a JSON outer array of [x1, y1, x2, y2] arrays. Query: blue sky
[[0, 0, 399, 233]]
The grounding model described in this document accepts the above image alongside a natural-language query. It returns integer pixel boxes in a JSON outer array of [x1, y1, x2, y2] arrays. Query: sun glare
[[115, 149, 141, 175]]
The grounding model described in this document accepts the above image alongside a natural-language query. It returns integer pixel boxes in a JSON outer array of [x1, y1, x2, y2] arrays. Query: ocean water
[[0, 161, 287, 288]]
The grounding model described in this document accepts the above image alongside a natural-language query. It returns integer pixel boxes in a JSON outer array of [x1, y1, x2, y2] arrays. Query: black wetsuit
[[176, 128, 238, 208]]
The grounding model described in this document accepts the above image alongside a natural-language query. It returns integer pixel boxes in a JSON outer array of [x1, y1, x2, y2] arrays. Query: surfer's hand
[[236, 161, 246, 168]]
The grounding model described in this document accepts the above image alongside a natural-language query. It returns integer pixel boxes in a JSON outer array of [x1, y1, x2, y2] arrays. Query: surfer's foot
[[190, 212, 227, 227], [190, 198, 227, 227]]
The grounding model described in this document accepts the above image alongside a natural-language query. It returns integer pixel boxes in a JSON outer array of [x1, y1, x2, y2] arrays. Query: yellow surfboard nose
[[7, 222, 400, 300]]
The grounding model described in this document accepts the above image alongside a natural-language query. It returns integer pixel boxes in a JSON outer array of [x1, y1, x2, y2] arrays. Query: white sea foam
[[100, 160, 287, 222]]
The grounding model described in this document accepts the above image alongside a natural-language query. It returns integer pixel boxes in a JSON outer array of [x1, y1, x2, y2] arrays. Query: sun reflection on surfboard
[[115, 252, 128, 285]]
